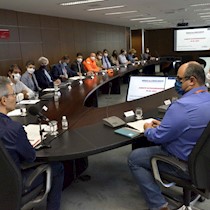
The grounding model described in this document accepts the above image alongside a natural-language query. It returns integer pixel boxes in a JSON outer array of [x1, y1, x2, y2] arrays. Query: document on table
[[43, 88, 60, 92], [24, 124, 50, 147], [68, 76, 85, 81], [127, 118, 155, 133], [18, 100, 40, 105], [7, 109, 22, 117]]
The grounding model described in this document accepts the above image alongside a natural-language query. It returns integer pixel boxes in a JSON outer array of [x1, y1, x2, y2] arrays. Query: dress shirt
[[144, 86, 210, 161], [118, 54, 128, 64], [102, 56, 111, 69], [83, 57, 100, 73], [21, 71, 41, 92], [9, 78, 35, 99], [0, 113, 36, 168]]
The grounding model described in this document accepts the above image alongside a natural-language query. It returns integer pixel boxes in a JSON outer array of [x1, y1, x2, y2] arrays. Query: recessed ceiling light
[[198, 12, 210, 15], [139, 19, 164, 23], [200, 15, 210, 18], [194, 8, 210, 11], [105, 11, 138, 15], [87, 5, 125, 11], [130, 17, 157, 21], [60, 0, 104, 6], [190, 3, 210, 7]]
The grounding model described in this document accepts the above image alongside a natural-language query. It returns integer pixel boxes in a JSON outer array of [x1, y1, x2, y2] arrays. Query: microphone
[[28, 106, 49, 122]]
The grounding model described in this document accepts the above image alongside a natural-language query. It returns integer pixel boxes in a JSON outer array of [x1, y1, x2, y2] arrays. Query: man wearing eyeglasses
[[128, 61, 210, 210], [0, 76, 64, 210]]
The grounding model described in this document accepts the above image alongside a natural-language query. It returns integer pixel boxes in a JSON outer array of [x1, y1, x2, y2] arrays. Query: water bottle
[[62, 116, 68, 130]]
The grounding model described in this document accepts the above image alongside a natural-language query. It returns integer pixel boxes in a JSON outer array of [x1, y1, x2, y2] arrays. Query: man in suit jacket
[[35, 57, 61, 89], [71, 53, 86, 75], [21, 60, 41, 92], [51, 55, 77, 81]]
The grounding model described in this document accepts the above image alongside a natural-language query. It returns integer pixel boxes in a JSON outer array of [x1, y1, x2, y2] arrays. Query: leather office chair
[[151, 122, 210, 210], [0, 140, 52, 210]]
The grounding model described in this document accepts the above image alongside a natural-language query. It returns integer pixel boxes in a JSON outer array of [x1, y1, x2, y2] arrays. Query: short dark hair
[[25, 60, 35, 67], [76, 53, 83, 57], [9, 64, 21, 73], [61, 55, 70, 60], [96, 51, 102, 56], [184, 62, 205, 85]]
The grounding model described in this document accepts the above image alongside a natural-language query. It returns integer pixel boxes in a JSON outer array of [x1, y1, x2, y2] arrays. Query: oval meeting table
[[12, 60, 177, 162]]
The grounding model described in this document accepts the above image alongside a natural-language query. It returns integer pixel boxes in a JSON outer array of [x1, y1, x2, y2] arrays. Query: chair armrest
[[21, 161, 46, 170], [151, 155, 188, 188], [24, 164, 51, 189]]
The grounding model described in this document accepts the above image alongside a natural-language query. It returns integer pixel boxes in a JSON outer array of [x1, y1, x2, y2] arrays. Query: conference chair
[[0, 140, 52, 210], [151, 122, 210, 210]]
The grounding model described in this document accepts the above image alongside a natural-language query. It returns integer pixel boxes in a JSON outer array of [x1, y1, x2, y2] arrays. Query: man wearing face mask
[[70, 53, 86, 75], [7, 64, 35, 101], [21, 60, 41, 92], [83, 52, 100, 73], [35, 56, 61, 89], [128, 61, 210, 210], [102, 49, 112, 69], [51, 55, 77, 82]]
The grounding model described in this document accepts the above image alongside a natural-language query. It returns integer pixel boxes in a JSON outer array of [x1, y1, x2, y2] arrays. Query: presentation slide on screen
[[175, 28, 210, 51], [127, 76, 176, 102]]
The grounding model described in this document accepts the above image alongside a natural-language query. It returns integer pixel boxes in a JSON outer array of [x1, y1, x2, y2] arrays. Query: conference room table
[[13, 60, 177, 162]]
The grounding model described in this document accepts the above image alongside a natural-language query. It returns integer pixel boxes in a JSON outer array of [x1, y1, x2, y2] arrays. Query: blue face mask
[[63, 62, 67, 67], [174, 80, 185, 95]]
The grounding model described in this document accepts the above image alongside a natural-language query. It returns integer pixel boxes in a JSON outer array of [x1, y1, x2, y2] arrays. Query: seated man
[[70, 53, 86, 75], [51, 55, 77, 81], [21, 60, 41, 92], [102, 49, 112, 69], [118, 49, 131, 65], [0, 76, 64, 210], [83, 52, 100, 73], [35, 57, 61, 89], [8, 64, 34, 100], [128, 61, 210, 210]]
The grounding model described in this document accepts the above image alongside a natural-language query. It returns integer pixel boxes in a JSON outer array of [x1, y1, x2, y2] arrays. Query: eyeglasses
[[176, 76, 190, 82], [4, 92, 16, 97]]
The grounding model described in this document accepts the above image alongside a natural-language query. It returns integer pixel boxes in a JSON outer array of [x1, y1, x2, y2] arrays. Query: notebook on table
[[114, 127, 141, 138]]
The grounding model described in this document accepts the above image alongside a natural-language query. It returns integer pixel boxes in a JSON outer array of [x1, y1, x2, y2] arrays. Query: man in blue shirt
[[0, 76, 64, 210], [128, 61, 210, 210]]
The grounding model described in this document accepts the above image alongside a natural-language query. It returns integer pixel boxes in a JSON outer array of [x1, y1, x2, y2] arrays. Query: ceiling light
[[60, 0, 104, 6], [87, 5, 125, 11], [130, 17, 157, 21], [139, 19, 164, 23], [105, 11, 138, 15], [190, 3, 210, 7], [198, 12, 210, 15], [194, 8, 210, 11], [200, 15, 210, 18]]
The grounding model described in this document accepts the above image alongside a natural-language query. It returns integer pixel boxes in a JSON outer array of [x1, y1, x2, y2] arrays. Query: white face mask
[[27, 67, 35, 74], [97, 55, 102, 60], [13, 73, 21, 81], [90, 56, 96, 61], [104, 53, 108, 57], [77, 58, 83, 63]]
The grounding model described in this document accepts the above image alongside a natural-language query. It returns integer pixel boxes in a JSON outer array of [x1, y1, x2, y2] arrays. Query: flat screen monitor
[[126, 76, 176, 102], [174, 27, 210, 51]]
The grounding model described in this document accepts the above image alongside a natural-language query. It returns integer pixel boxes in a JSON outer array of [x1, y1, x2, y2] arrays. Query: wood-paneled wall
[[0, 9, 129, 76], [145, 28, 210, 59]]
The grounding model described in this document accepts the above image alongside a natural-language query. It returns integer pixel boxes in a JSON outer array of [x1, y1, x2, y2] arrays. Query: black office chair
[[151, 122, 210, 210], [0, 140, 52, 210]]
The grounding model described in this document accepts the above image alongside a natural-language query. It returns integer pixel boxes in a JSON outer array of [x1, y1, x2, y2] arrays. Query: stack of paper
[[126, 118, 155, 133], [24, 124, 50, 147]]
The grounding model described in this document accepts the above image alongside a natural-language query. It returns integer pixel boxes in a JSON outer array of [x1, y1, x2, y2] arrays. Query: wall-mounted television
[[174, 27, 210, 51], [126, 76, 176, 102]]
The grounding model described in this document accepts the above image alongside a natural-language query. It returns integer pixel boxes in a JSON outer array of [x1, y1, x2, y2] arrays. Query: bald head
[[178, 61, 205, 86]]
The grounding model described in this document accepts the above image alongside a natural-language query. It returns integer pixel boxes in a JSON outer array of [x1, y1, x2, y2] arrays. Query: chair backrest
[[188, 122, 210, 190], [0, 139, 22, 210]]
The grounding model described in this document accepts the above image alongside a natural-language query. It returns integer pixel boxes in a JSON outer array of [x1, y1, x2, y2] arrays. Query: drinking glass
[[135, 107, 143, 120], [49, 120, 58, 136]]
